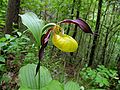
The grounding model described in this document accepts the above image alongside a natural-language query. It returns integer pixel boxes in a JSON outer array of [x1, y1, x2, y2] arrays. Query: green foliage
[[0, 56, 5, 63], [41, 80, 63, 90], [80, 65, 118, 89], [20, 12, 44, 47], [0, 34, 16, 52], [19, 64, 81, 90], [0, 0, 7, 28], [116, 80, 120, 90], [21, 0, 43, 15], [0, 0, 119, 90], [0, 33, 39, 89], [0, 73, 11, 83], [0, 56, 5, 72], [23, 52, 37, 65], [0, 33, 30, 54], [19, 64, 52, 90], [64, 81, 80, 90]]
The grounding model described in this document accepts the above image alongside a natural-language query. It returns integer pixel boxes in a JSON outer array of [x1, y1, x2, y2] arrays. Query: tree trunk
[[101, 3, 116, 65], [88, 0, 103, 67], [66, 0, 75, 35], [5, 0, 20, 34], [117, 54, 120, 80], [106, 31, 119, 65], [101, 30, 109, 65], [70, 0, 80, 56]]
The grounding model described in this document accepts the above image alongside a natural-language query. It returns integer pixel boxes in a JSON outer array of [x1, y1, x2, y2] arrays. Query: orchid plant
[[41, 19, 93, 52], [20, 12, 93, 75], [19, 12, 94, 90]]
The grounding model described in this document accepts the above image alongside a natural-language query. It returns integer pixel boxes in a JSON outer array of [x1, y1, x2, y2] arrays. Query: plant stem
[[38, 65, 40, 89], [38, 46, 41, 89]]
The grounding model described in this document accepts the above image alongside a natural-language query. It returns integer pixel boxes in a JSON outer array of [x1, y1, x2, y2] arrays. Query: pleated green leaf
[[41, 80, 64, 90], [19, 64, 52, 90], [64, 81, 80, 90], [20, 12, 44, 47], [18, 87, 32, 90]]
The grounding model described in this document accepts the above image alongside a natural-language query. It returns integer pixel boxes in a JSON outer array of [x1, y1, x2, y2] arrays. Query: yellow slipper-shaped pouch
[[52, 33, 78, 52]]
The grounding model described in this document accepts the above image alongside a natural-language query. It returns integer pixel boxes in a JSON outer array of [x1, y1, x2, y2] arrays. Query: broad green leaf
[[95, 75, 109, 87], [41, 80, 63, 90], [0, 56, 5, 66], [20, 12, 44, 47], [5, 34, 11, 40], [64, 81, 80, 90], [19, 64, 52, 90], [0, 56, 5, 63], [19, 87, 32, 90], [0, 37, 6, 42], [5, 34, 15, 41], [17, 32, 22, 37], [0, 42, 6, 48]]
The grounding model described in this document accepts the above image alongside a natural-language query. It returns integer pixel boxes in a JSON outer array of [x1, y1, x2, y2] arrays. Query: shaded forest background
[[0, 0, 120, 90]]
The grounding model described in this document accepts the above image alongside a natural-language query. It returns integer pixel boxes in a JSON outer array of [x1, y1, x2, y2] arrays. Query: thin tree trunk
[[117, 54, 120, 80], [101, 29, 109, 65], [5, 0, 20, 34], [101, 3, 116, 65], [106, 31, 119, 65], [95, 1, 110, 64], [82, 0, 93, 63], [86, 0, 97, 62], [70, 0, 80, 56], [88, 0, 103, 67], [72, 11, 79, 39], [66, 0, 75, 34]]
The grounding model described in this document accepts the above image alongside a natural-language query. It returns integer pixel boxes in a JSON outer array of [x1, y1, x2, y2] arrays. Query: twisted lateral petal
[[52, 34, 78, 52], [60, 19, 93, 34], [36, 28, 52, 75]]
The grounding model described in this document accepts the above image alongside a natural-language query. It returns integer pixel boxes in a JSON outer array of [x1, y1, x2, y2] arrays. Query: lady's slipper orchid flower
[[52, 25, 78, 52], [39, 18, 93, 59], [38, 19, 93, 74], [52, 33, 78, 52]]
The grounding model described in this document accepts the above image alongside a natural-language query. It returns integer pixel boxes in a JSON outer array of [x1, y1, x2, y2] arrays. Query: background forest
[[0, 0, 120, 90]]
